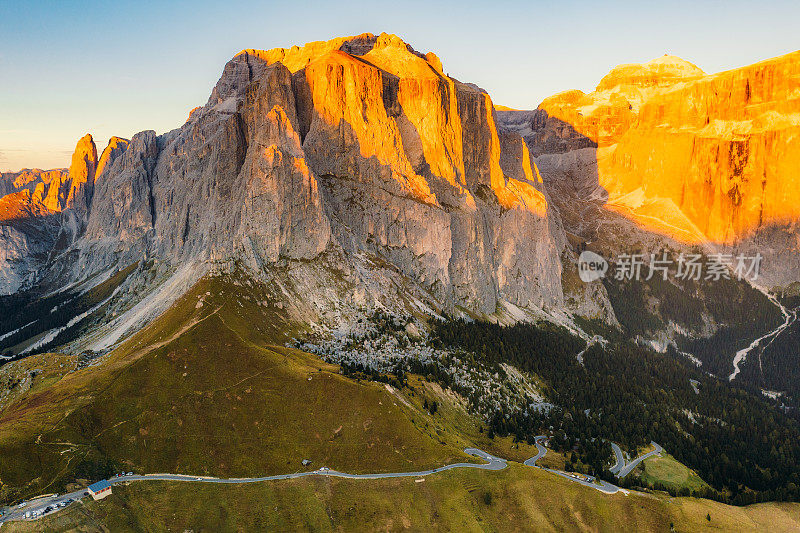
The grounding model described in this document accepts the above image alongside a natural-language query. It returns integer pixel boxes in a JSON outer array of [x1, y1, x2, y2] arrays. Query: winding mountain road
[[131, 448, 508, 484], [3, 440, 671, 525], [2, 449, 505, 524], [617, 442, 663, 478], [2, 438, 626, 525], [523, 436, 622, 495], [609, 442, 625, 475], [523, 436, 548, 467]]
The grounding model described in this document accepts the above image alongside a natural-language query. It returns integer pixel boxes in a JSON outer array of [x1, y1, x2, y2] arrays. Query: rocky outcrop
[[498, 50, 800, 288], [236, 64, 331, 263], [1, 136, 99, 218], [64, 134, 98, 216], [0, 33, 565, 323], [85, 131, 157, 243], [0, 188, 64, 293], [0, 135, 109, 292], [96, 137, 129, 182]]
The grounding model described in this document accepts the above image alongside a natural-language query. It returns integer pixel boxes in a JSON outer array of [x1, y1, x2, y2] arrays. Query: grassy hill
[[0, 274, 476, 504], [3, 270, 800, 531], [638, 453, 711, 494], [5, 464, 800, 532]]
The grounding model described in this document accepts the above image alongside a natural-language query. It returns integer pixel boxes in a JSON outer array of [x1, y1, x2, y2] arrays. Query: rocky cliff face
[[2, 34, 794, 363], [271, 33, 564, 313], [1, 33, 569, 329], [0, 134, 109, 293], [498, 51, 800, 289]]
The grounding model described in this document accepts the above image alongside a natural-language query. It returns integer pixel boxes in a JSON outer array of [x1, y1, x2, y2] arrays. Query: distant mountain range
[[2, 34, 798, 367]]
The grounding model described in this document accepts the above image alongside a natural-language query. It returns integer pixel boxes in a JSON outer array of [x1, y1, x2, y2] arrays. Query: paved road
[[127, 448, 507, 484], [4, 440, 660, 526], [523, 436, 548, 467], [617, 442, 663, 478], [548, 471, 621, 495], [609, 442, 625, 475], [0, 449, 505, 525], [523, 436, 622, 495]]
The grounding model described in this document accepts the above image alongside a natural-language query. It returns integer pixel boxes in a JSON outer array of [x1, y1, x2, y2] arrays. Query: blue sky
[[1, 0, 798, 171]]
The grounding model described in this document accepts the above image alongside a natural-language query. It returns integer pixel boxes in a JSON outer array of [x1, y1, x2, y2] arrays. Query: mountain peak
[[235, 32, 441, 76], [64, 133, 98, 213], [596, 54, 704, 91], [96, 136, 129, 178]]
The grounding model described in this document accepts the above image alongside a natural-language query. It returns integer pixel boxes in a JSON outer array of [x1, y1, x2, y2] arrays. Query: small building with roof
[[87, 480, 112, 500]]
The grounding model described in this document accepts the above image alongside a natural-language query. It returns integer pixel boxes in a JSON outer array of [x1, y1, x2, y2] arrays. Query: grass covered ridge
[[0, 275, 471, 504], [1, 272, 799, 530]]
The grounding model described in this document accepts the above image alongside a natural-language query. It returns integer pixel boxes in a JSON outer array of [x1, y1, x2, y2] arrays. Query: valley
[[729, 291, 795, 381]]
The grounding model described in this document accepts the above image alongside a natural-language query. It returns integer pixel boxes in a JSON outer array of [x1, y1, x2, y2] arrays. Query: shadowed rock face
[[0, 134, 113, 293], [498, 50, 800, 288], [0, 32, 565, 318]]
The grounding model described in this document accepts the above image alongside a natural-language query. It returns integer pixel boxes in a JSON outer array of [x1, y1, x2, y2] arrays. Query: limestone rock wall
[[3, 32, 566, 319], [498, 50, 800, 288]]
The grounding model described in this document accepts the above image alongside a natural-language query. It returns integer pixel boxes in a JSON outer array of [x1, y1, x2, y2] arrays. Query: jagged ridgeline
[[0, 32, 567, 323], [4, 33, 795, 369]]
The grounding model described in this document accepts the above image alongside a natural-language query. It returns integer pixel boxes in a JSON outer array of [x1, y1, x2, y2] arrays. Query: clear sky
[[1, 0, 798, 171]]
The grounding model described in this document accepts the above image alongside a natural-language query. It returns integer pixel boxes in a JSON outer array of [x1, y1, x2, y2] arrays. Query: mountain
[[497, 50, 800, 290], [2, 34, 800, 527], [2, 33, 797, 382], [1, 34, 795, 379], [1, 33, 575, 317]]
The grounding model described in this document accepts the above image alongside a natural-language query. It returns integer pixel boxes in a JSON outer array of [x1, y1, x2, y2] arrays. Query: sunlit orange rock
[[526, 51, 800, 245], [1, 169, 65, 221], [216, 32, 565, 311], [65, 133, 98, 214], [0, 189, 48, 222], [1, 135, 99, 220], [96, 136, 130, 179]]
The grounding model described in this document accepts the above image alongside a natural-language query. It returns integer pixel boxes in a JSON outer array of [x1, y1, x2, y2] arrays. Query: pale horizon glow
[[1, 0, 798, 171]]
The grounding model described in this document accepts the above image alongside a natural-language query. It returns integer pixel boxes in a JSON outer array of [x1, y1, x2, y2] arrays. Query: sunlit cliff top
[[596, 54, 705, 91], [236, 32, 443, 79]]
